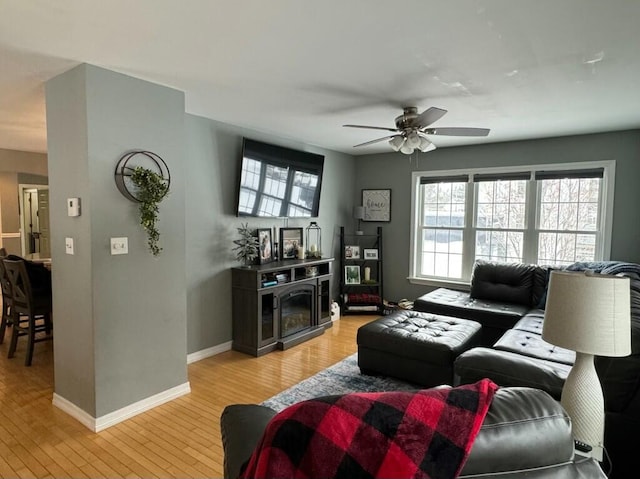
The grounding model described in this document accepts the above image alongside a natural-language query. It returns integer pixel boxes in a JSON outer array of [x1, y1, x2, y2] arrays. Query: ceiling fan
[[343, 106, 490, 154]]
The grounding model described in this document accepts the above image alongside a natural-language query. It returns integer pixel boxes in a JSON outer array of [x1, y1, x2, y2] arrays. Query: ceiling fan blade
[[411, 107, 448, 128], [423, 127, 490, 137], [343, 124, 399, 133], [353, 135, 396, 147]]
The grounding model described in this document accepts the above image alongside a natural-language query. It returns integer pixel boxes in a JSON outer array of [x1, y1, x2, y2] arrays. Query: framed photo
[[345, 265, 360, 285], [363, 248, 378, 260], [344, 245, 360, 259], [257, 228, 273, 264], [362, 189, 391, 222], [279, 227, 303, 259]]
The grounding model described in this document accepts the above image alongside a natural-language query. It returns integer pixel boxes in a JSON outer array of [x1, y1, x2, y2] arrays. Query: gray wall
[[46, 64, 187, 417], [42, 62, 357, 410], [185, 114, 356, 353], [0, 148, 48, 175], [0, 149, 48, 253], [17, 173, 48, 185], [355, 130, 640, 302]]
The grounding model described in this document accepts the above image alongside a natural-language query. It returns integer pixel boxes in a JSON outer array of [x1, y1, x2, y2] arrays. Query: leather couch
[[414, 260, 548, 346], [220, 387, 605, 478], [415, 260, 640, 478]]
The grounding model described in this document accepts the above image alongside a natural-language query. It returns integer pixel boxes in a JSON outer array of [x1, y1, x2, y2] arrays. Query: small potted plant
[[130, 166, 169, 256], [233, 223, 259, 267]]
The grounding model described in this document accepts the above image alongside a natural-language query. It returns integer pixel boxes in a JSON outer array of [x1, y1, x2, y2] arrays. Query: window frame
[[409, 160, 616, 287]]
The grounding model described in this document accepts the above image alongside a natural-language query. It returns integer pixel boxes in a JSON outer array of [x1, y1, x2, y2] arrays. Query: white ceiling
[[1, 0, 639, 155]]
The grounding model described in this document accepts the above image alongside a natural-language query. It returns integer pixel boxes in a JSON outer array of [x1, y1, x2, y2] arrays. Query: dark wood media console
[[231, 258, 333, 356]]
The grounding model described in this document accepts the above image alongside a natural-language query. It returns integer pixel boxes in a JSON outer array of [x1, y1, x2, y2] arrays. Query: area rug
[[261, 353, 417, 411]]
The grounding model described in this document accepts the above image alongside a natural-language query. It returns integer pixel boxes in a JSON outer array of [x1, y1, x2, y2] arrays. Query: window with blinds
[[418, 175, 468, 279], [410, 163, 613, 283], [535, 168, 603, 266]]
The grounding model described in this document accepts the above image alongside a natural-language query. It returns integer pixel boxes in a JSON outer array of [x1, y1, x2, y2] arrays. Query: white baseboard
[[52, 394, 96, 430], [53, 381, 191, 432], [187, 340, 232, 364]]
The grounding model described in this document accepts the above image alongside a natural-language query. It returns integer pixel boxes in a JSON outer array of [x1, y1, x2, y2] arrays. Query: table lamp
[[353, 206, 365, 235], [542, 270, 631, 460]]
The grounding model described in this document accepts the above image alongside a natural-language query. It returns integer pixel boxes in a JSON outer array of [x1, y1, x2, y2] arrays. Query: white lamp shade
[[542, 271, 631, 357], [353, 205, 365, 220]]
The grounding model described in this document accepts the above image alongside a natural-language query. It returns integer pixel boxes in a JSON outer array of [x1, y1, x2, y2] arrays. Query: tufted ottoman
[[357, 310, 482, 387]]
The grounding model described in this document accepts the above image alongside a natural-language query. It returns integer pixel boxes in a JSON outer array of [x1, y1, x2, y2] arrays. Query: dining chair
[[0, 253, 12, 344], [3, 258, 53, 366]]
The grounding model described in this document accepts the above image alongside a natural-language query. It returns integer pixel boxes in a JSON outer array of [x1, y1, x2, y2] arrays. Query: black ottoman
[[357, 310, 482, 387]]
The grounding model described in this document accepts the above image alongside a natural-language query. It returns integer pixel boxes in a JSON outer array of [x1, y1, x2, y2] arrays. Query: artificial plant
[[130, 166, 169, 256], [233, 223, 259, 266]]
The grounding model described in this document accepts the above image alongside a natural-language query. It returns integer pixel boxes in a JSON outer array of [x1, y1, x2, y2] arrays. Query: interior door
[[37, 188, 50, 257]]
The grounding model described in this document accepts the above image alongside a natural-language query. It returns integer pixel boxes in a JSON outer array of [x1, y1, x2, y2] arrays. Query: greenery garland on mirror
[[130, 166, 170, 256]]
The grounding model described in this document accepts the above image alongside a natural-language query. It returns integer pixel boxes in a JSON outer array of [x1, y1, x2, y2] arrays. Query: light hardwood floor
[[0, 315, 375, 478]]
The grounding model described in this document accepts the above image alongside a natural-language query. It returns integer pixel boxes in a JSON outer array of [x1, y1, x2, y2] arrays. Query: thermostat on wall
[[67, 197, 81, 216]]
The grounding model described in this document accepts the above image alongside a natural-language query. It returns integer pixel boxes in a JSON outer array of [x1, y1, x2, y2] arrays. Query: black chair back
[[2, 258, 52, 365], [0, 254, 13, 343], [0, 258, 14, 300], [4, 259, 34, 315]]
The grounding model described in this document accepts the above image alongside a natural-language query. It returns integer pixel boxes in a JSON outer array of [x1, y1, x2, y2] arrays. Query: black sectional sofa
[[414, 259, 640, 478], [414, 260, 549, 346], [221, 387, 606, 478]]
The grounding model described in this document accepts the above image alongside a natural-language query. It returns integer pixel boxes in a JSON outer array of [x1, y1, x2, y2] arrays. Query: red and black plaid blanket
[[240, 379, 498, 479]]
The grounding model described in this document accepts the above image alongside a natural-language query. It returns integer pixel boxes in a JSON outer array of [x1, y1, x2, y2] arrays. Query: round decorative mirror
[[114, 150, 170, 202]]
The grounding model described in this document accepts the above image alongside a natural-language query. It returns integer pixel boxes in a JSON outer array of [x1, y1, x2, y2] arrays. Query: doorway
[[18, 184, 50, 259]]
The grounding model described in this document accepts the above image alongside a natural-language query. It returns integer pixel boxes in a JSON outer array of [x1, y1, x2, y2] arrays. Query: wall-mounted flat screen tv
[[236, 138, 324, 218]]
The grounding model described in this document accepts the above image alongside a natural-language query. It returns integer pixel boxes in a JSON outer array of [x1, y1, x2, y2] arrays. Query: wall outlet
[[110, 237, 128, 255], [65, 237, 74, 255]]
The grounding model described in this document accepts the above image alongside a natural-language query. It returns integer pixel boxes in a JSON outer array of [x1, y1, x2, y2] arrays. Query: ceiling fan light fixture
[[389, 135, 405, 151], [400, 143, 414, 155], [406, 131, 421, 148], [344, 106, 490, 153], [417, 136, 435, 152]]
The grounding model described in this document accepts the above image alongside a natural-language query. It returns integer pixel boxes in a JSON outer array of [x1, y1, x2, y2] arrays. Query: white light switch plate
[[110, 237, 128, 255], [67, 197, 81, 216], [65, 237, 74, 255]]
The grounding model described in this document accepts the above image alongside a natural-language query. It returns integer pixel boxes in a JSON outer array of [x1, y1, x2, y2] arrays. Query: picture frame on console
[[345, 265, 361, 284], [257, 228, 273, 264], [280, 227, 303, 259]]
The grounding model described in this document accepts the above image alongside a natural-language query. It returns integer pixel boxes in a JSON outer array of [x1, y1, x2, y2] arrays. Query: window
[[474, 172, 529, 265], [535, 169, 603, 266], [418, 175, 467, 279], [410, 161, 614, 284]]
